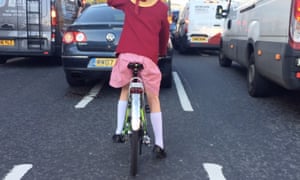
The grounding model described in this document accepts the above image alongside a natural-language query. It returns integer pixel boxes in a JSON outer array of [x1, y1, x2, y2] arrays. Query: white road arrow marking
[[3, 164, 33, 180], [203, 163, 226, 180]]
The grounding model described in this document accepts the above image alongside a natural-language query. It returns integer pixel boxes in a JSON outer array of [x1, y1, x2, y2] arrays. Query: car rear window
[[78, 6, 124, 23]]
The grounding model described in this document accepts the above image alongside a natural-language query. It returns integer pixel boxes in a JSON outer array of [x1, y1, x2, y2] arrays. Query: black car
[[62, 4, 173, 88]]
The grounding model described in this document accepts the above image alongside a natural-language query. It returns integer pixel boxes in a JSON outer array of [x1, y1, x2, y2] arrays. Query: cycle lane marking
[[3, 164, 33, 180], [172, 72, 194, 112], [75, 81, 104, 109], [203, 163, 227, 180]]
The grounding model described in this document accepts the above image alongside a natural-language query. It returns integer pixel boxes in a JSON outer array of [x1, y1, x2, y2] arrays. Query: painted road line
[[75, 81, 104, 109], [203, 163, 226, 180], [172, 72, 194, 112], [3, 164, 33, 180]]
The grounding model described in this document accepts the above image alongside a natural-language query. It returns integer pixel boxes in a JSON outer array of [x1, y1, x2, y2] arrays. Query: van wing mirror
[[215, 5, 227, 19]]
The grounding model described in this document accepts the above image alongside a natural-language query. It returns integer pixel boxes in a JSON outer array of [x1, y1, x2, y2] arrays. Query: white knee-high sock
[[150, 112, 164, 149], [115, 100, 128, 134]]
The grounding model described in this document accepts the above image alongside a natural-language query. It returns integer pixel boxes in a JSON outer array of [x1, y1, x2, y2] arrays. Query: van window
[[231, 0, 256, 10]]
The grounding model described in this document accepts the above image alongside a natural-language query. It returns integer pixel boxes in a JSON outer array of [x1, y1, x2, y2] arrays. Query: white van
[[173, 0, 228, 53], [0, 0, 79, 64], [216, 0, 300, 97]]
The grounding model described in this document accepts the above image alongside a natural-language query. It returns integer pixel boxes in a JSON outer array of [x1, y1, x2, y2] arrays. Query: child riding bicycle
[[107, 0, 169, 159]]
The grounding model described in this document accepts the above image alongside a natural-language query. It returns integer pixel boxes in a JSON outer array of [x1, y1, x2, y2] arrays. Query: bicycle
[[121, 62, 151, 176]]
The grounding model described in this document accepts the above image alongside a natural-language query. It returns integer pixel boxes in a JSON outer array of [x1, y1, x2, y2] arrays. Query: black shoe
[[112, 134, 125, 143], [152, 145, 167, 159]]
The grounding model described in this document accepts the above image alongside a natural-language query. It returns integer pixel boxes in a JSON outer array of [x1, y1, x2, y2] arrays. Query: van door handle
[[0, 24, 15, 30], [213, 24, 221, 27]]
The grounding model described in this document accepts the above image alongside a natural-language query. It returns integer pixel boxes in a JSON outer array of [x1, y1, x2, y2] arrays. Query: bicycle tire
[[130, 130, 140, 176]]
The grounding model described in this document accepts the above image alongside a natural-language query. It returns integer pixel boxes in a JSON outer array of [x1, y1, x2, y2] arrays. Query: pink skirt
[[109, 53, 161, 96]]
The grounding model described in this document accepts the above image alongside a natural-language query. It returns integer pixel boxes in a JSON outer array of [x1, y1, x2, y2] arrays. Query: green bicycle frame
[[122, 93, 147, 135]]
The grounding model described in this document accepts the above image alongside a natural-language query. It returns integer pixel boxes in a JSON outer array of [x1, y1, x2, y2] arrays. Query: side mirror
[[215, 5, 227, 19]]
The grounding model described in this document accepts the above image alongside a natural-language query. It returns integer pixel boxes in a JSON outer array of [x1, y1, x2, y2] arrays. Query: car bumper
[[62, 55, 114, 71], [187, 42, 220, 49]]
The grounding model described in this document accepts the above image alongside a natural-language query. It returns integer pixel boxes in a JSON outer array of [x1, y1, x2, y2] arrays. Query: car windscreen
[[77, 6, 124, 23]]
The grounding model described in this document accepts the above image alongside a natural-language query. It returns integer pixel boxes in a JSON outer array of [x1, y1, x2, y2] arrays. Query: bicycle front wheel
[[130, 130, 140, 176]]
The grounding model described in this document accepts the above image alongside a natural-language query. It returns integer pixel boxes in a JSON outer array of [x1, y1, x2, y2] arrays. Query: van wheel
[[247, 53, 269, 97], [0, 56, 8, 64], [219, 49, 232, 67], [65, 72, 85, 87], [178, 36, 188, 54]]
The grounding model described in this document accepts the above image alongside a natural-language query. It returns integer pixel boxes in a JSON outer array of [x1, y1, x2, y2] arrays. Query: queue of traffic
[[1, 0, 300, 97]]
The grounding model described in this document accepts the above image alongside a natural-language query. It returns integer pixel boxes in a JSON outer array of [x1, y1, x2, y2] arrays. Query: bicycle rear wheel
[[130, 130, 140, 176]]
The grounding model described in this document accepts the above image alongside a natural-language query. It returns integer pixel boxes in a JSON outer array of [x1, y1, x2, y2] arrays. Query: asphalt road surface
[[0, 52, 299, 180]]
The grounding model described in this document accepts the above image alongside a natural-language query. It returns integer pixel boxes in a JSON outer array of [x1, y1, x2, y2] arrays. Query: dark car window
[[77, 6, 124, 23]]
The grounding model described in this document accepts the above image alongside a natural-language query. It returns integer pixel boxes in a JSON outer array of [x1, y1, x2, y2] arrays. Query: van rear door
[[188, 0, 226, 43], [0, 0, 52, 55], [0, 0, 26, 51]]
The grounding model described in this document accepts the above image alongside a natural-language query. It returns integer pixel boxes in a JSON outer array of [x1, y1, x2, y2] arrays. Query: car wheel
[[161, 70, 172, 88], [247, 52, 269, 97], [158, 58, 172, 88], [219, 48, 232, 67], [65, 72, 85, 87]]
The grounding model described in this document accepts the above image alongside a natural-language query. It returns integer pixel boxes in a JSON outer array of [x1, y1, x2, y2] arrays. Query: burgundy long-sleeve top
[[107, 0, 170, 64]]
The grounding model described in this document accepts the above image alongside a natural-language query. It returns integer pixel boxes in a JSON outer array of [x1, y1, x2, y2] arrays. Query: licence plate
[[0, 40, 15, 46], [88, 58, 116, 68], [191, 36, 208, 43]]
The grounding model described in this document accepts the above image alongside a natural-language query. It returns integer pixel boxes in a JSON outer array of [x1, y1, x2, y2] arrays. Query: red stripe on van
[[208, 33, 221, 45], [289, 0, 300, 50]]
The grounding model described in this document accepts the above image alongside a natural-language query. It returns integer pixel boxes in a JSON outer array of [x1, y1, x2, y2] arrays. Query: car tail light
[[51, 5, 57, 26], [62, 32, 87, 44], [289, 0, 300, 50], [51, 5, 57, 42]]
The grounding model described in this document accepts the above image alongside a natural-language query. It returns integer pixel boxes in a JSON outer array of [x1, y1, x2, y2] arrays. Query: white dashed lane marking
[[74, 72, 193, 112], [172, 71, 194, 112], [75, 81, 104, 109]]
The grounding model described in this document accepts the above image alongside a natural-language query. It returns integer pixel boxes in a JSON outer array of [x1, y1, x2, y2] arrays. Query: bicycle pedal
[[123, 134, 129, 141], [142, 135, 151, 145]]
